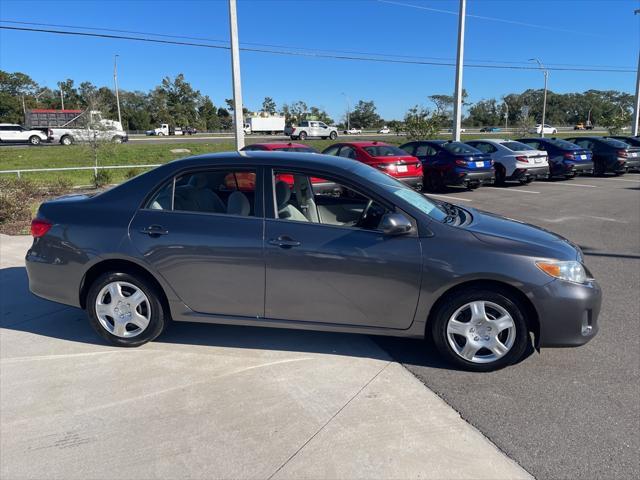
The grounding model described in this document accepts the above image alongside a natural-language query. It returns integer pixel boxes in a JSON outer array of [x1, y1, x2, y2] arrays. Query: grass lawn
[[0, 131, 598, 186]]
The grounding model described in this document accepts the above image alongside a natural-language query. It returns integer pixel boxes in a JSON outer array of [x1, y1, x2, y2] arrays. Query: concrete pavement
[[1, 234, 530, 480]]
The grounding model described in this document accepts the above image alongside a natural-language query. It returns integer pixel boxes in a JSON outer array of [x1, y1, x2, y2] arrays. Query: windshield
[[273, 147, 316, 153], [353, 164, 447, 221], [546, 138, 581, 150], [441, 142, 480, 154], [502, 141, 535, 151], [364, 145, 410, 157]]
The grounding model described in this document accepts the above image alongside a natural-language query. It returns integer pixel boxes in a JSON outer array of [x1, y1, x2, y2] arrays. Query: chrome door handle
[[268, 236, 301, 248], [141, 225, 169, 236]]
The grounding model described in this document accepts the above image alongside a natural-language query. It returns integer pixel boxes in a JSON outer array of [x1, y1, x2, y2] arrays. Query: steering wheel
[[356, 199, 374, 228]]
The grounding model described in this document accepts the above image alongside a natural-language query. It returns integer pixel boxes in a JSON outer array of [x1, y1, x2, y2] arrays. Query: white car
[[378, 126, 390, 134], [465, 139, 550, 184], [344, 127, 362, 135], [0, 123, 48, 145], [530, 124, 557, 135]]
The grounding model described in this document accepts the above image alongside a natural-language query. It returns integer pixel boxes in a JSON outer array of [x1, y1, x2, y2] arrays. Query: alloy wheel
[[446, 300, 516, 364], [95, 281, 151, 338]]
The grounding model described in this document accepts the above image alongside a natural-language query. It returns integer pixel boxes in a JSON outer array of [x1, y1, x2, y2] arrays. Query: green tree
[[198, 96, 221, 131], [349, 100, 381, 128], [404, 106, 440, 140], [261, 96, 277, 114]]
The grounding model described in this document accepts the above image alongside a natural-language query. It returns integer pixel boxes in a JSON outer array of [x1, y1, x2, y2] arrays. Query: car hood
[[463, 208, 580, 261]]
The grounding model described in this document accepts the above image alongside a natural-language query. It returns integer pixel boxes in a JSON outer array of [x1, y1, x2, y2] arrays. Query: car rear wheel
[[329, 131, 337, 140], [431, 288, 529, 371], [61, 135, 73, 146], [494, 164, 506, 185], [29, 135, 41, 145], [86, 272, 167, 347], [593, 159, 605, 176], [299, 131, 307, 140]]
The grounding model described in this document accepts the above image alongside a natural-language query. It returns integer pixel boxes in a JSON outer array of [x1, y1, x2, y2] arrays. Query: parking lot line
[[596, 177, 640, 183], [536, 182, 598, 188], [424, 194, 473, 202], [484, 187, 540, 194]]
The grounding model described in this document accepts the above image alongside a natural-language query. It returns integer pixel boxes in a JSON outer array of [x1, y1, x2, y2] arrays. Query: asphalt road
[[377, 172, 640, 480]]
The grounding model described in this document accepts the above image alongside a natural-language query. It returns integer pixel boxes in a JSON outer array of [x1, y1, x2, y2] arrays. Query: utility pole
[[530, 58, 548, 138], [452, 0, 466, 141], [114, 54, 123, 127], [632, 8, 640, 136], [59, 83, 65, 110], [21, 95, 26, 117], [342, 92, 350, 130], [228, 0, 245, 150]]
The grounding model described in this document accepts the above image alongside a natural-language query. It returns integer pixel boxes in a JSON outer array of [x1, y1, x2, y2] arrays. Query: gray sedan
[[26, 152, 601, 371]]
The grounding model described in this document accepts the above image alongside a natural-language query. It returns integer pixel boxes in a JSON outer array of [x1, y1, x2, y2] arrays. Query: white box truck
[[244, 116, 285, 135]]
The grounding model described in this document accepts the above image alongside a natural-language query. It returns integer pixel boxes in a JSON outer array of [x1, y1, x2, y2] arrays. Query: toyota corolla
[[26, 152, 601, 371]]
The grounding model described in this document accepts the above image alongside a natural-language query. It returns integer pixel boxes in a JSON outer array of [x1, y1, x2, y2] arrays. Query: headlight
[[536, 260, 590, 284]]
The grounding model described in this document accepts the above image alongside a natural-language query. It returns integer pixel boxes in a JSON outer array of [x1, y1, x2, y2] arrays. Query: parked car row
[[241, 135, 639, 193]]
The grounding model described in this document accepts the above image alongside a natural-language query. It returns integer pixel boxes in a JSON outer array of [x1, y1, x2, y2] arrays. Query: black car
[[605, 135, 640, 147], [516, 138, 594, 178], [564, 136, 640, 175], [399, 140, 494, 190]]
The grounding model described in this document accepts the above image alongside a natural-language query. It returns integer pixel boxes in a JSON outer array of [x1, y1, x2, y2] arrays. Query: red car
[[240, 143, 335, 192], [321, 141, 423, 189]]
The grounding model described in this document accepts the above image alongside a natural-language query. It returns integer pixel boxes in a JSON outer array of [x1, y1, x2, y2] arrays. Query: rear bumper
[[554, 161, 594, 176], [396, 176, 423, 189], [510, 166, 549, 180], [447, 170, 495, 185], [623, 158, 640, 170], [532, 279, 601, 348]]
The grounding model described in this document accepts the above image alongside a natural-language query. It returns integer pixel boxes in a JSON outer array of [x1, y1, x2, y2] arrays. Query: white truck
[[45, 111, 128, 146], [284, 120, 338, 140], [243, 116, 285, 135], [146, 124, 187, 136]]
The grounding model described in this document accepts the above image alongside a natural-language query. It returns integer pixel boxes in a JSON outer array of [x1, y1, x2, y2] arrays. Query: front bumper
[[531, 278, 601, 347]]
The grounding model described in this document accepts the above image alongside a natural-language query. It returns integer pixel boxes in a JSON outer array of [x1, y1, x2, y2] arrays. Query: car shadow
[[2, 265, 536, 371]]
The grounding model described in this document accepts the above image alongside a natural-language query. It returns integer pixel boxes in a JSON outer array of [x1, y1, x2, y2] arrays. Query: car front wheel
[[87, 272, 167, 347], [431, 288, 529, 371], [329, 131, 337, 140]]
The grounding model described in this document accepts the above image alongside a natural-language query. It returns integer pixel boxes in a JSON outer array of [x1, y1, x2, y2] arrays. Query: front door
[[129, 167, 265, 317], [264, 169, 422, 329]]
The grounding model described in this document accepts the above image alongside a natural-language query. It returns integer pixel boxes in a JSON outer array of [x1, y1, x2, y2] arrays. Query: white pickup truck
[[49, 111, 128, 145], [146, 124, 186, 136], [284, 121, 338, 140]]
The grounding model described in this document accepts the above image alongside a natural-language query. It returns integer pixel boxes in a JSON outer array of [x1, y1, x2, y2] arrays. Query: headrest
[[227, 191, 250, 216], [275, 181, 291, 210], [188, 174, 208, 188]]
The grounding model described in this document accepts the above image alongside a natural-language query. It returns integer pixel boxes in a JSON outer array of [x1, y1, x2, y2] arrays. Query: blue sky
[[1, 0, 638, 121]]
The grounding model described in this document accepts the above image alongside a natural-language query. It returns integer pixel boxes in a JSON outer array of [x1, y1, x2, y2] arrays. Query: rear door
[[129, 166, 265, 318]]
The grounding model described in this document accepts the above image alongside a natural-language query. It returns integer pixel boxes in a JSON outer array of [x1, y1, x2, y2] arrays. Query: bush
[[124, 167, 142, 179], [93, 169, 112, 188]]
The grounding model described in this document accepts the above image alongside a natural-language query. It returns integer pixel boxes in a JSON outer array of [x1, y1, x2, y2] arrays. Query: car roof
[[166, 151, 362, 173], [250, 142, 311, 149], [0, 123, 20, 126], [336, 141, 392, 147], [466, 138, 508, 144]]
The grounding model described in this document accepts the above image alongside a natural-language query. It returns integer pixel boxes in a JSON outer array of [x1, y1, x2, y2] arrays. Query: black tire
[[321, 136, 327, 140], [86, 272, 167, 347], [593, 158, 605, 176], [519, 177, 533, 185], [299, 131, 307, 140], [423, 171, 443, 192], [494, 164, 506, 185], [29, 135, 41, 145], [329, 131, 337, 140], [61, 135, 73, 146], [467, 182, 480, 190], [430, 287, 529, 372]]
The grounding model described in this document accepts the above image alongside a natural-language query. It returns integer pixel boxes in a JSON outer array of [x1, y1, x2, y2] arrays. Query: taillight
[[618, 150, 628, 158], [31, 218, 52, 238], [455, 158, 468, 166], [563, 152, 575, 160], [47, 128, 53, 137], [415, 162, 422, 170], [516, 156, 530, 163]]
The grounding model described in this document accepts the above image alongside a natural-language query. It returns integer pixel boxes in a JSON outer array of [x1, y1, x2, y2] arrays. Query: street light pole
[[530, 58, 548, 138], [452, 0, 466, 141], [59, 83, 65, 110], [503, 101, 509, 131], [228, 0, 245, 150], [114, 54, 123, 127], [632, 9, 640, 136]]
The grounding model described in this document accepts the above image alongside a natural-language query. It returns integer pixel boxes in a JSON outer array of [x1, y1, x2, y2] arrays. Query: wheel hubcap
[[446, 300, 516, 364], [95, 281, 151, 338]]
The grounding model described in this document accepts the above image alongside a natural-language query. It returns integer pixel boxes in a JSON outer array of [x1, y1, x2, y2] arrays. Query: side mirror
[[380, 213, 413, 236]]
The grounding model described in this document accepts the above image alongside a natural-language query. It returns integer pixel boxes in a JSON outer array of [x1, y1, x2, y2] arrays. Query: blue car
[[399, 140, 495, 190], [516, 137, 594, 178]]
